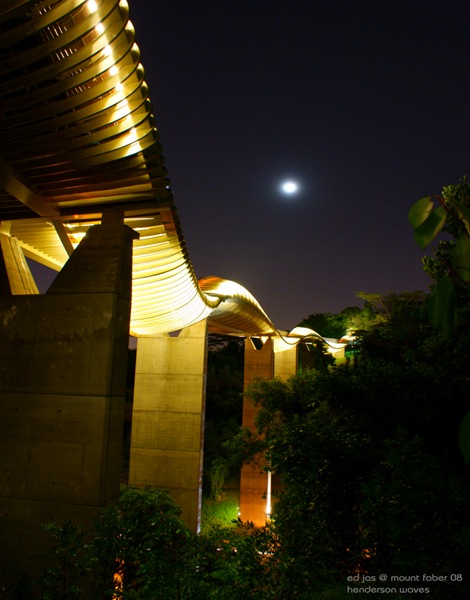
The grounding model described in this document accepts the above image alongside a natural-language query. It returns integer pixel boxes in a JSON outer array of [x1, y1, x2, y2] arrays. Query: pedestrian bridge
[[0, 3, 345, 595], [0, 0, 282, 338]]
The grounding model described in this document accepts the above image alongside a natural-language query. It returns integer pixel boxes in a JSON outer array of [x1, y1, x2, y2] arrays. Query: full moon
[[280, 180, 299, 195]]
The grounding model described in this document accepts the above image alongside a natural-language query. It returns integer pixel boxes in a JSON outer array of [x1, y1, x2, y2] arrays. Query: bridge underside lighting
[[0, 1, 345, 349], [0, 0, 282, 338]]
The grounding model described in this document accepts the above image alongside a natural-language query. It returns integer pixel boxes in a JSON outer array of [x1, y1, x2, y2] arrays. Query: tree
[[355, 291, 426, 322], [238, 334, 470, 597], [298, 306, 379, 339], [39, 487, 195, 599], [409, 178, 470, 462], [354, 291, 427, 362], [39, 520, 86, 600], [298, 312, 346, 339], [340, 304, 376, 336], [39, 487, 292, 599]]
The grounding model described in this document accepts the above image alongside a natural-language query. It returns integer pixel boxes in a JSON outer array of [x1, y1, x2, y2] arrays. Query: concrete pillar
[[128, 319, 208, 532], [239, 338, 298, 525], [0, 223, 137, 596], [239, 337, 274, 525], [274, 343, 298, 381]]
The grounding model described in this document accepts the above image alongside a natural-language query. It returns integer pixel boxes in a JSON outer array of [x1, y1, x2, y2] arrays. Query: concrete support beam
[[0, 232, 39, 294], [129, 319, 208, 532], [0, 223, 136, 596], [239, 338, 298, 525]]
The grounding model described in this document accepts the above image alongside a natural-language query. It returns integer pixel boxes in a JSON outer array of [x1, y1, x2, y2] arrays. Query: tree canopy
[[238, 296, 470, 598]]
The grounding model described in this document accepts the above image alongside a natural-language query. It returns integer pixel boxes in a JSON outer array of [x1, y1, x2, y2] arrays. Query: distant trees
[[352, 291, 426, 362], [299, 291, 425, 341], [204, 335, 244, 499], [299, 305, 378, 339], [298, 311, 348, 339], [299, 290, 427, 364]]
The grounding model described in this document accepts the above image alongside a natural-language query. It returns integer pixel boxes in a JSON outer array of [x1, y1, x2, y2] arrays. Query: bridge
[[0, 1, 344, 593]]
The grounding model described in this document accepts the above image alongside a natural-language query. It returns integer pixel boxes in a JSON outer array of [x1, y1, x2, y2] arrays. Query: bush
[[39, 487, 194, 599]]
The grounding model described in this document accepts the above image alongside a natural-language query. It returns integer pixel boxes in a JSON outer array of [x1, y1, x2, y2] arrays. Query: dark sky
[[35, 0, 470, 331], [125, 0, 470, 331]]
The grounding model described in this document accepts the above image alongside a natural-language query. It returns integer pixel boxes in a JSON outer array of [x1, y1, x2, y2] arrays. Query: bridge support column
[[273, 339, 299, 380], [0, 223, 136, 596], [240, 338, 274, 525], [129, 319, 208, 532], [239, 338, 298, 525]]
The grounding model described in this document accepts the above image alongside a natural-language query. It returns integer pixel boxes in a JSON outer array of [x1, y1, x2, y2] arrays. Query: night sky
[[35, 0, 470, 332]]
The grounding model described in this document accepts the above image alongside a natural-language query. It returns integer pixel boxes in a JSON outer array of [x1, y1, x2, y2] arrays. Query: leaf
[[413, 205, 447, 249], [458, 411, 470, 463], [426, 275, 456, 336], [451, 234, 470, 285], [452, 201, 470, 236], [408, 196, 434, 228]]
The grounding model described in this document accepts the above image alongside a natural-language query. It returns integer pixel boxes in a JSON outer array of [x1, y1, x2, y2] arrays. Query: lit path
[[0, 0, 286, 338]]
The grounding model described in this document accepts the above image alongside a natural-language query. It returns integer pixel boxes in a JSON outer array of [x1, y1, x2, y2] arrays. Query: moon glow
[[280, 180, 299, 195]]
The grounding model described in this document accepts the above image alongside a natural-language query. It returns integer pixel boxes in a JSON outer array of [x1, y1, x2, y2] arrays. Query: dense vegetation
[[36, 181, 470, 599], [239, 313, 470, 598]]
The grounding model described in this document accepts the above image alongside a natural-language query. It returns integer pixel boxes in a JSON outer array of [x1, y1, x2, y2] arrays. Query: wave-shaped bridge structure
[[0, 0, 284, 338], [0, 4, 347, 591]]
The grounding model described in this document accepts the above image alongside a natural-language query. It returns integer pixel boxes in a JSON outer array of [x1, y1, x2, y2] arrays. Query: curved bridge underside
[[0, 0, 283, 337], [0, 0, 344, 353]]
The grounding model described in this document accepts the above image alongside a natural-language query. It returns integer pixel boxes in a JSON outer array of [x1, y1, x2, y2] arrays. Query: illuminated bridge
[[0, 0, 283, 337], [0, 2, 344, 593]]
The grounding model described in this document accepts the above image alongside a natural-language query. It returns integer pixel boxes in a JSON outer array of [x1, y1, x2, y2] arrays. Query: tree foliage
[[298, 311, 347, 339], [204, 335, 244, 498], [409, 178, 470, 461], [298, 305, 378, 338], [40, 488, 193, 600], [235, 295, 470, 597], [38, 488, 293, 599], [409, 178, 470, 336]]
